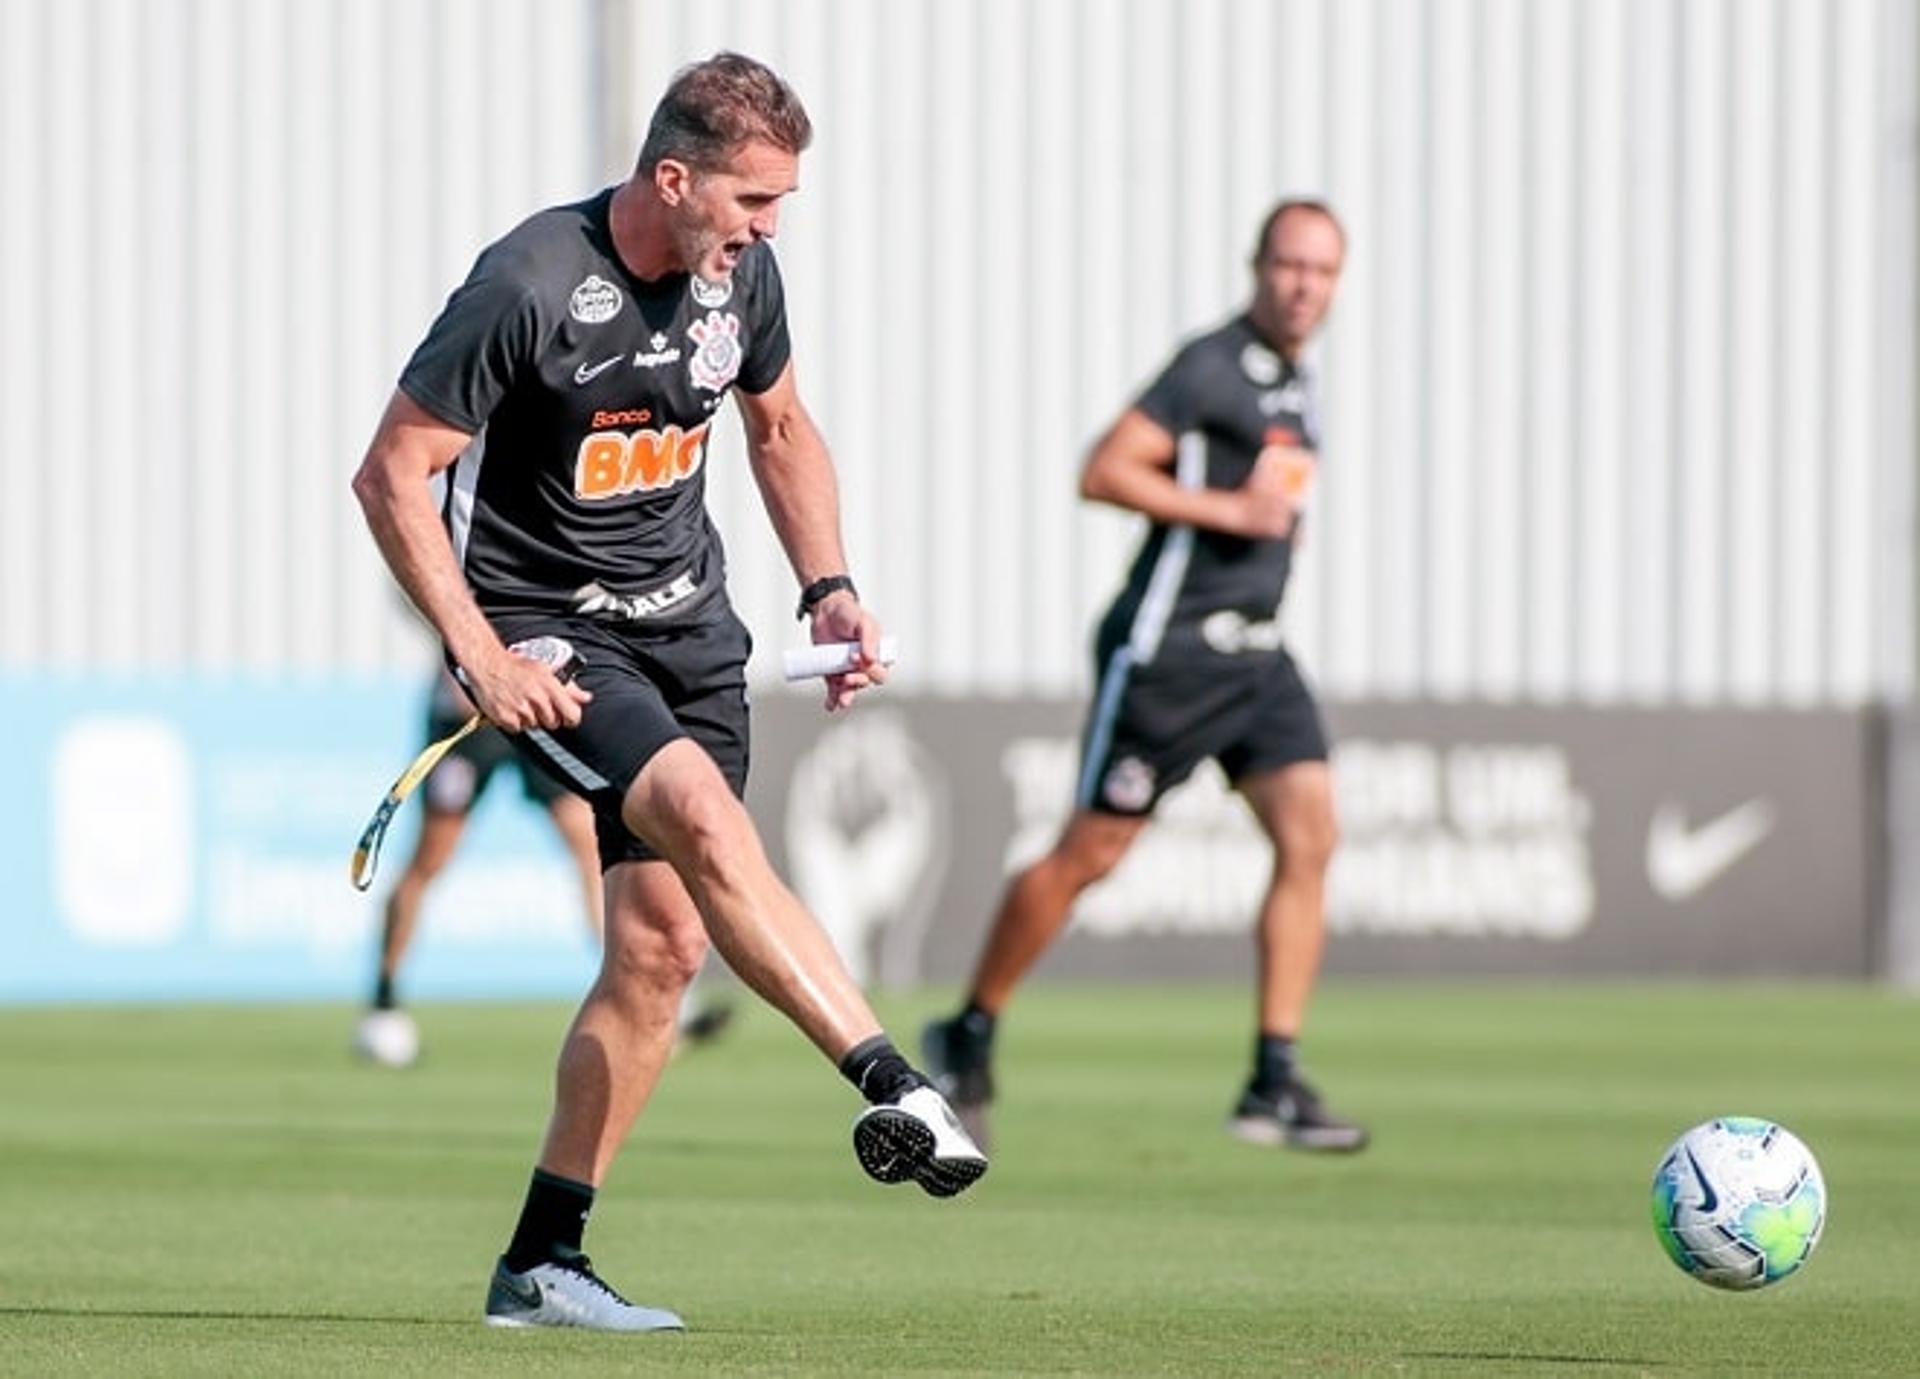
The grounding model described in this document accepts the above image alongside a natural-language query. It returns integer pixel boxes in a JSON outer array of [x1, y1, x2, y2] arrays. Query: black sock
[[948, 1001, 997, 1068], [372, 973, 396, 1011], [957, 1000, 997, 1045], [503, 1168, 595, 1272], [838, 1034, 927, 1105], [1252, 1033, 1297, 1097]]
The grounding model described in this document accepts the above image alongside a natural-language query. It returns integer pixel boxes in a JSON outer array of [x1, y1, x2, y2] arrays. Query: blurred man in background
[[352, 52, 984, 1333], [924, 200, 1367, 1154], [351, 666, 733, 1068]]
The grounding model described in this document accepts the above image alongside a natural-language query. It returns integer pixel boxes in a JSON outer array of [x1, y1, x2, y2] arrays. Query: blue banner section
[[0, 674, 599, 1002]]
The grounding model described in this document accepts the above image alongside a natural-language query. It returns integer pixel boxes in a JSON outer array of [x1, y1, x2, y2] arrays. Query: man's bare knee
[[1275, 810, 1339, 879], [600, 902, 709, 1004], [626, 790, 760, 898], [624, 747, 760, 875], [1053, 815, 1143, 888], [608, 926, 707, 993]]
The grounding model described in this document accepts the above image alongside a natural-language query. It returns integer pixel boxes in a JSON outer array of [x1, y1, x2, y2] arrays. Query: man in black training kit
[[924, 200, 1367, 1154], [353, 53, 985, 1333]]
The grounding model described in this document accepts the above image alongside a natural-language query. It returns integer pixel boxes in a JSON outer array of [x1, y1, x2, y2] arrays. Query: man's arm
[[1080, 408, 1301, 540], [735, 362, 884, 711], [349, 389, 588, 731]]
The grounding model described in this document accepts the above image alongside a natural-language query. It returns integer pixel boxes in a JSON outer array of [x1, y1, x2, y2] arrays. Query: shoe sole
[[853, 1107, 988, 1198], [484, 1309, 685, 1332], [1226, 1116, 1370, 1153]]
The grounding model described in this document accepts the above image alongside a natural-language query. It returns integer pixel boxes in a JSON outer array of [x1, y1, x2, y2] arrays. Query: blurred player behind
[[923, 200, 1367, 1154]]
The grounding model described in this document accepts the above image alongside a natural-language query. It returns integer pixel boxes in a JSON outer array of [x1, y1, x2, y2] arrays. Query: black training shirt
[[1103, 314, 1322, 664], [400, 188, 791, 624]]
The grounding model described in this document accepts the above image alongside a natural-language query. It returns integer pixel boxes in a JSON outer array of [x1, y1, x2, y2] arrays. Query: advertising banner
[[750, 695, 1880, 986], [0, 675, 596, 1002], [2, 679, 1878, 1000]]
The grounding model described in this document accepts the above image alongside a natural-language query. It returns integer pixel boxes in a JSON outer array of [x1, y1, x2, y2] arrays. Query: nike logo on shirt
[[573, 355, 624, 386]]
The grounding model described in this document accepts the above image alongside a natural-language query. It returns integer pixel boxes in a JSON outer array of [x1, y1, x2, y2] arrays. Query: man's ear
[[654, 158, 692, 207]]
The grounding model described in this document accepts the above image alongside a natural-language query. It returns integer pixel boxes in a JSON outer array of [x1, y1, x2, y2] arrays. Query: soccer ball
[[352, 1009, 421, 1068], [1650, 1117, 1826, 1290]]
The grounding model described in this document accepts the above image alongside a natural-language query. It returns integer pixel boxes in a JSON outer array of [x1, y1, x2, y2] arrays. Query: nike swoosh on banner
[[1645, 797, 1777, 902], [573, 355, 624, 385]]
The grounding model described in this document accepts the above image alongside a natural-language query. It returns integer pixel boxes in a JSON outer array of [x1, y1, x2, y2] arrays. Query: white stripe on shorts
[[524, 728, 611, 793], [1075, 646, 1136, 808]]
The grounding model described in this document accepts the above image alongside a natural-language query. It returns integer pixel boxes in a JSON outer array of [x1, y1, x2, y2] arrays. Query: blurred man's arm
[[349, 389, 586, 731], [1080, 408, 1300, 540]]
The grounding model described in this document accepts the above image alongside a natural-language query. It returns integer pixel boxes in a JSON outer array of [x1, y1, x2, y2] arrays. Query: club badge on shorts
[[1102, 756, 1157, 812], [687, 311, 743, 392]]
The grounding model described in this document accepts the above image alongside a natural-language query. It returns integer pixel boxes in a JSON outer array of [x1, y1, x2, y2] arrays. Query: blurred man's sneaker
[[919, 1015, 995, 1109], [352, 1008, 420, 1068], [483, 1254, 683, 1332], [674, 1000, 736, 1054], [1227, 1078, 1370, 1153], [853, 1085, 989, 1198]]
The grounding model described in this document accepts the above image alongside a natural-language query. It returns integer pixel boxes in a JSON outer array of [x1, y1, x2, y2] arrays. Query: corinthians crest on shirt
[[687, 311, 743, 392]]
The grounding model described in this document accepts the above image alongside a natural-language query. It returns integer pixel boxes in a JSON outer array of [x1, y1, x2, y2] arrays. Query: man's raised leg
[[623, 739, 986, 1197]]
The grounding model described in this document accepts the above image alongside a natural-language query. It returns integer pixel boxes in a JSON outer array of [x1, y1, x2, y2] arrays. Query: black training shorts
[[479, 607, 752, 870], [1076, 625, 1329, 816]]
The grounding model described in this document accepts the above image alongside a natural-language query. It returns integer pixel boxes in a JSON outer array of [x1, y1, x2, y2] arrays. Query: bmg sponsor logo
[[573, 420, 709, 500]]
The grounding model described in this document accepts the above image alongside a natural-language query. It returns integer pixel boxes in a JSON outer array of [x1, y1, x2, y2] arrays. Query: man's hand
[[460, 644, 592, 732], [1233, 444, 1314, 540], [810, 591, 887, 713]]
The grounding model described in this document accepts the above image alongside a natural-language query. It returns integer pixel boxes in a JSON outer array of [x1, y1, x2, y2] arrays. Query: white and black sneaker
[[351, 1007, 420, 1068], [853, 1085, 989, 1198], [670, 999, 736, 1060], [1227, 1077, 1370, 1153], [484, 1254, 684, 1332]]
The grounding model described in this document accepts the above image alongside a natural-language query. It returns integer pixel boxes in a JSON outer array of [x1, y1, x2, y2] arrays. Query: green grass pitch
[[1, 985, 1916, 1376]]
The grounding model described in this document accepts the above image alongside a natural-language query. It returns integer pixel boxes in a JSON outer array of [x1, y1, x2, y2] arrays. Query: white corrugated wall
[[0, 0, 597, 674], [0, 0, 1914, 705]]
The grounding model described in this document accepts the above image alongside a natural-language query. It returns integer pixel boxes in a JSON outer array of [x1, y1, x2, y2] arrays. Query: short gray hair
[[637, 52, 813, 174]]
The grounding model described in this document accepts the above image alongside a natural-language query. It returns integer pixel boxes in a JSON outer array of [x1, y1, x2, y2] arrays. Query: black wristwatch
[[796, 574, 857, 621]]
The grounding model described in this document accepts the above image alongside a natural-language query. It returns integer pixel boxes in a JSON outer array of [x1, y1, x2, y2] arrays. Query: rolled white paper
[[781, 636, 899, 681]]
